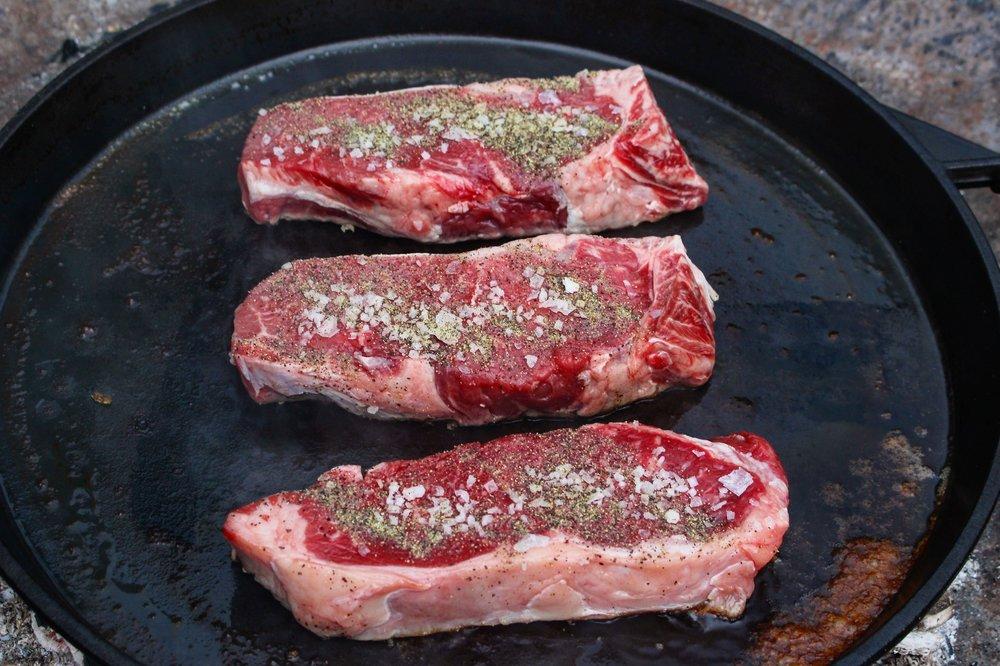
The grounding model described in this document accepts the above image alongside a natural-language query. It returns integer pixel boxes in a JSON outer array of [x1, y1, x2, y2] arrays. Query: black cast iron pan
[[1, 1, 998, 663]]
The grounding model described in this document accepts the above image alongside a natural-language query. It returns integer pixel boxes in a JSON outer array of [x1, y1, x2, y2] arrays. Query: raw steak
[[231, 233, 716, 424], [222, 422, 789, 639], [239, 66, 708, 242]]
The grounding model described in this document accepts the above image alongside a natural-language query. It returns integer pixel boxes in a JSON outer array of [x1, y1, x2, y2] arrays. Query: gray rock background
[[0, 1, 996, 663]]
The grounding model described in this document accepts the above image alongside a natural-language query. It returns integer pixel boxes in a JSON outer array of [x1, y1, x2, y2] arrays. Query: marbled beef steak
[[231, 233, 717, 424], [223, 422, 789, 639], [239, 66, 708, 242]]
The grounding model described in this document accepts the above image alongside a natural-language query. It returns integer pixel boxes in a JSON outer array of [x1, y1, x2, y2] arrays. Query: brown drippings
[[881, 431, 934, 485], [751, 539, 910, 665], [820, 482, 845, 507]]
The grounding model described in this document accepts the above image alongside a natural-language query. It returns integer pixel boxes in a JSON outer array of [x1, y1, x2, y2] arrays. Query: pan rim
[[0, 0, 996, 663]]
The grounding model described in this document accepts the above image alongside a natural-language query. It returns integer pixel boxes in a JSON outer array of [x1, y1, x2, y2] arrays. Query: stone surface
[[0, 0, 996, 663]]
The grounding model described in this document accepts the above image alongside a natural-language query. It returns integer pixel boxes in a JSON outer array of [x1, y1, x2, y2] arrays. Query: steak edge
[[239, 66, 708, 242], [231, 233, 717, 425], [222, 422, 789, 639]]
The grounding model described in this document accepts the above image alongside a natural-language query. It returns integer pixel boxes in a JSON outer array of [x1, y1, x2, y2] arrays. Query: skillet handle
[[886, 106, 1000, 192]]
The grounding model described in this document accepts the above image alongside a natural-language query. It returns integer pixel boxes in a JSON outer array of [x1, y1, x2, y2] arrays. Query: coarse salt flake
[[525, 355, 538, 368], [718, 468, 754, 496], [433, 309, 462, 345], [538, 90, 561, 105], [513, 534, 551, 552], [562, 277, 580, 293], [401, 485, 426, 500]]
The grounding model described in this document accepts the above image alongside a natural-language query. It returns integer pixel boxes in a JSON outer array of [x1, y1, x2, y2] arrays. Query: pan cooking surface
[[0, 37, 949, 663]]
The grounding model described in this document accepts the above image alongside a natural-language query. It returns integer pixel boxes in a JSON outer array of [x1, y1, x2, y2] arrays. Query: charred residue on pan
[[750, 538, 910, 665], [749, 429, 941, 663]]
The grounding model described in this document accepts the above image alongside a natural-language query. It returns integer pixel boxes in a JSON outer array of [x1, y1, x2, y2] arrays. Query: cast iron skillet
[[1, 1, 998, 663]]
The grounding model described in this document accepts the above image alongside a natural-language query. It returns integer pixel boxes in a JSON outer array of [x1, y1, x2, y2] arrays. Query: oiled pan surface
[[0, 37, 947, 663]]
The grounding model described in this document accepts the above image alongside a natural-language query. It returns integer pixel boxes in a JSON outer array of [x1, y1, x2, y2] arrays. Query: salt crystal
[[562, 277, 580, 293], [402, 485, 426, 500], [718, 468, 753, 496], [538, 90, 561, 105], [513, 534, 551, 552]]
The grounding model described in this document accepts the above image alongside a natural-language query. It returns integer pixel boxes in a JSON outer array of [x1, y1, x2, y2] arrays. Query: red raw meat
[[239, 66, 708, 242], [231, 233, 717, 424], [222, 422, 789, 639]]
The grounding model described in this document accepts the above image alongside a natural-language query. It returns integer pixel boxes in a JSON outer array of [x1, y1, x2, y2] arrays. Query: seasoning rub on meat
[[222, 422, 789, 639], [231, 233, 717, 424], [239, 66, 708, 242]]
